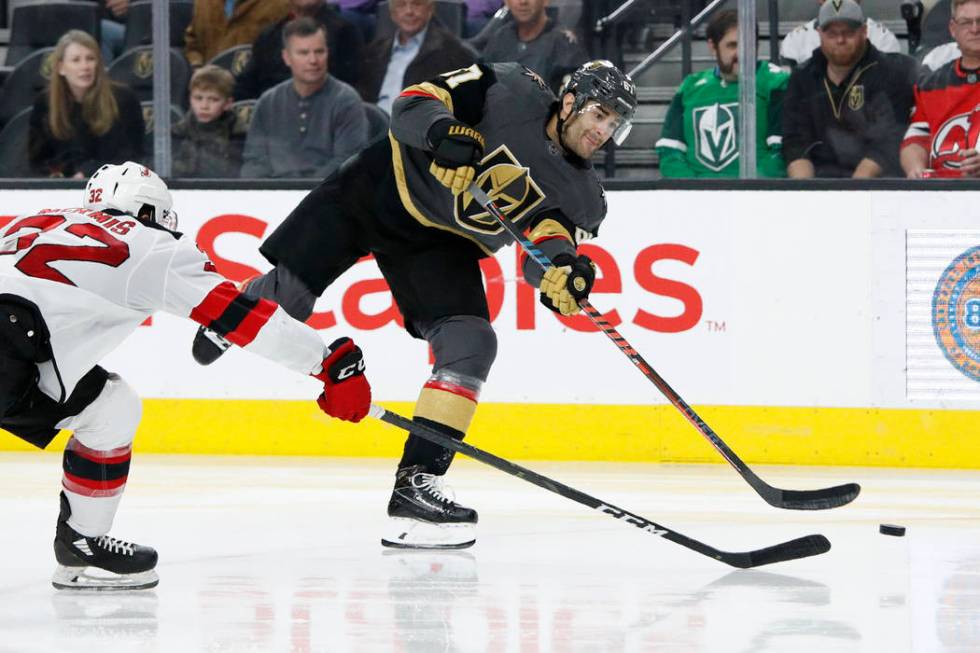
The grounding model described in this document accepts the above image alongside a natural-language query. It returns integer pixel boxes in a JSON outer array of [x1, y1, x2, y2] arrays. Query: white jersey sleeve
[[129, 225, 326, 376], [0, 208, 324, 399]]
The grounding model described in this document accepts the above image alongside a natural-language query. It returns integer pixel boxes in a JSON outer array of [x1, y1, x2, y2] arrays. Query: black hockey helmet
[[560, 60, 638, 145]]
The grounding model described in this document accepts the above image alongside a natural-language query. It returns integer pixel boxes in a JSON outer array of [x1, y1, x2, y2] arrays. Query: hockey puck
[[879, 524, 906, 537]]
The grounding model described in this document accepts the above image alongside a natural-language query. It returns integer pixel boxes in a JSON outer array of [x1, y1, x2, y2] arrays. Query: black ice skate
[[191, 325, 231, 365], [52, 492, 159, 591], [381, 465, 478, 550]]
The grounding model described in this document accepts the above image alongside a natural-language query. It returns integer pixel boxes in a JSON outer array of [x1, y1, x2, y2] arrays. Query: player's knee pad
[[59, 373, 141, 452], [427, 315, 497, 382]]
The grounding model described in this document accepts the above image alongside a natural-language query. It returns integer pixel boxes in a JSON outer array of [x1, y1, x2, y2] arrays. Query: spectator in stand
[[235, 0, 363, 99], [783, 0, 917, 178], [184, 0, 289, 68], [476, 0, 588, 91], [922, 42, 961, 71], [172, 66, 246, 178], [28, 30, 144, 178], [902, 0, 980, 178], [656, 10, 789, 178], [466, 0, 504, 37], [336, 0, 380, 43], [242, 18, 367, 178], [781, 0, 900, 68], [98, 0, 129, 62], [358, 0, 476, 116]]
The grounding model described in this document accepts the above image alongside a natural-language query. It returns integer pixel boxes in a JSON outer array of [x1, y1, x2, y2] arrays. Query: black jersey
[[389, 62, 607, 256]]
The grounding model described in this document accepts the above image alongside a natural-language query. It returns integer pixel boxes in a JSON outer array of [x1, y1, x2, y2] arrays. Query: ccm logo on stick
[[597, 503, 668, 535]]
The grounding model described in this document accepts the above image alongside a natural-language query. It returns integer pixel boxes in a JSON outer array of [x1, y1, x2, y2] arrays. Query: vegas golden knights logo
[[134, 51, 154, 79], [848, 85, 864, 111], [232, 49, 252, 76], [40, 53, 55, 80], [455, 145, 545, 235]]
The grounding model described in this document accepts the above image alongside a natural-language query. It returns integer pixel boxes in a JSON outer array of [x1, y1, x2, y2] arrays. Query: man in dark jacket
[[357, 0, 476, 115], [234, 0, 364, 99], [782, 0, 916, 178], [475, 0, 588, 92]]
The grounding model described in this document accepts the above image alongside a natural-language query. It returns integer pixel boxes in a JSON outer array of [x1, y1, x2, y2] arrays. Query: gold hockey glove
[[539, 253, 596, 316], [427, 119, 485, 195]]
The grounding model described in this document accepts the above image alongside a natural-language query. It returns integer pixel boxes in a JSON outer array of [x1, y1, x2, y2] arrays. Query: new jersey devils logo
[[931, 108, 980, 170]]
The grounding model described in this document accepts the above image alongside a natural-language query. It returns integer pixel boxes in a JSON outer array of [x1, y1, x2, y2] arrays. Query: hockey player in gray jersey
[[192, 59, 637, 549]]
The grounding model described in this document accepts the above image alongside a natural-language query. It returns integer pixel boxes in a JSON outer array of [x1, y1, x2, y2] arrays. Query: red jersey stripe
[[65, 437, 132, 465], [225, 298, 277, 347], [400, 89, 440, 101], [190, 281, 239, 326], [62, 472, 128, 497], [424, 379, 479, 403]]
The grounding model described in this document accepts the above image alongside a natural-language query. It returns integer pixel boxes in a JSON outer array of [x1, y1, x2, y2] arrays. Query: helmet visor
[[576, 101, 633, 146]]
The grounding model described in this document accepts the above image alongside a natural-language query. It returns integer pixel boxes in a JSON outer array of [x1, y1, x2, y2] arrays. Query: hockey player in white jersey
[[0, 162, 372, 590]]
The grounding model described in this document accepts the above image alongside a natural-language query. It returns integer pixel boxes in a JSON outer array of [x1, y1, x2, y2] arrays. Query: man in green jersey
[[655, 9, 789, 178]]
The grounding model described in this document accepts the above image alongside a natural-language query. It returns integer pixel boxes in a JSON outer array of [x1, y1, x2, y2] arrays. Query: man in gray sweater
[[242, 17, 368, 178]]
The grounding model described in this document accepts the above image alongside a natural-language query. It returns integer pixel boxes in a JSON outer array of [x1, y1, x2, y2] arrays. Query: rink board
[[0, 188, 978, 466]]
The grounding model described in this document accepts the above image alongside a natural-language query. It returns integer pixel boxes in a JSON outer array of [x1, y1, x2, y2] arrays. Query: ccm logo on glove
[[314, 337, 371, 422]]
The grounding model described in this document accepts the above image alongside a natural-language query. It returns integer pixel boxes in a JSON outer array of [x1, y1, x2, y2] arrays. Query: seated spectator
[[336, 0, 380, 43], [98, 0, 129, 62], [235, 0, 364, 99], [781, 0, 900, 68], [172, 65, 245, 178], [242, 18, 368, 178], [466, 0, 504, 37], [28, 30, 144, 178], [477, 0, 588, 91], [357, 0, 476, 115], [922, 41, 961, 71], [783, 0, 916, 178], [656, 10, 789, 178], [185, 0, 289, 68], [903, 0, 980, 177]]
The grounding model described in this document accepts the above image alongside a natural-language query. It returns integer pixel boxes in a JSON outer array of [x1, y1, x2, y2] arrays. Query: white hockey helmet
[[84, 161, 178, 231]]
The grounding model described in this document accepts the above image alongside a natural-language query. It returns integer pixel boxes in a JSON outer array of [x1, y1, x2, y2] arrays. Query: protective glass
[[575, 101, 633, 146]]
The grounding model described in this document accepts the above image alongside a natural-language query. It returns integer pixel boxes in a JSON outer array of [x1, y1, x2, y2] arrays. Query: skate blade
[[52, 565, 159, 591], [381, 517, 476, 550]]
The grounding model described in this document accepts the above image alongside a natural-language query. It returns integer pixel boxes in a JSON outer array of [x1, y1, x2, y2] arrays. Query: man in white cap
[[783, 0, 918, 177], [781, 0, 900, 68]]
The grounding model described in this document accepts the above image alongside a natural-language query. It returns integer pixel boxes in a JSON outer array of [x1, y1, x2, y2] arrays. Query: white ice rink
[[1, 453, 978, 652]]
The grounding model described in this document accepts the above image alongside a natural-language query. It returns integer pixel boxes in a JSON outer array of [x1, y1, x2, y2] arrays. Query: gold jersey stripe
[[527, 218, 573, 244], [402, 82, 454, 113], [414, 387, 478, 434]]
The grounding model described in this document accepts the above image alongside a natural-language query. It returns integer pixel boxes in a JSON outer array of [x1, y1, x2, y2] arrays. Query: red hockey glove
[[313, 337, 371, 422]]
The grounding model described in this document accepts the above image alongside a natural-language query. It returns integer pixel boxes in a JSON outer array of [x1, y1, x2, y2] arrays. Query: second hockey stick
[[468, 183, 859, 511], [369, 404, 830, 568]]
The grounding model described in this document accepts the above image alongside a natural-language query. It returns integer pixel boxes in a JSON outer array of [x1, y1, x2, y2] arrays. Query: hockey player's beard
[[717, 56, 738, 79]]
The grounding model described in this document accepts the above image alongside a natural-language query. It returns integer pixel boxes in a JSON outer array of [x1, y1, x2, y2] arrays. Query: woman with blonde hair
[[28, 29, 144, 178]]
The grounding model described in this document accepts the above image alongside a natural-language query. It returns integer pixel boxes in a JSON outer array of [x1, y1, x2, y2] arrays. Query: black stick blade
[[723, 534, 831, 569], [768, 483, 862, 511]]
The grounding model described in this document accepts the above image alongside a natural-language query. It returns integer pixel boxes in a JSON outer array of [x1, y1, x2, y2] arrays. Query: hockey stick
[[369, 404, 830, 568], [468, 183, 859, 511]]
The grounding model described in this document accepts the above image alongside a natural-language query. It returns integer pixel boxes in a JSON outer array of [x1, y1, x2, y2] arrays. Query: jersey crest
[[932, 108, 980, 170], [455, 145, 545, 235], [693, 102, 739, 172]]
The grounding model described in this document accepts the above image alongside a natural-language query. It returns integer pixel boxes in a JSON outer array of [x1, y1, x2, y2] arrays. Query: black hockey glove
[[539, 253, 596, 316], [427, 118, 485, 195]]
